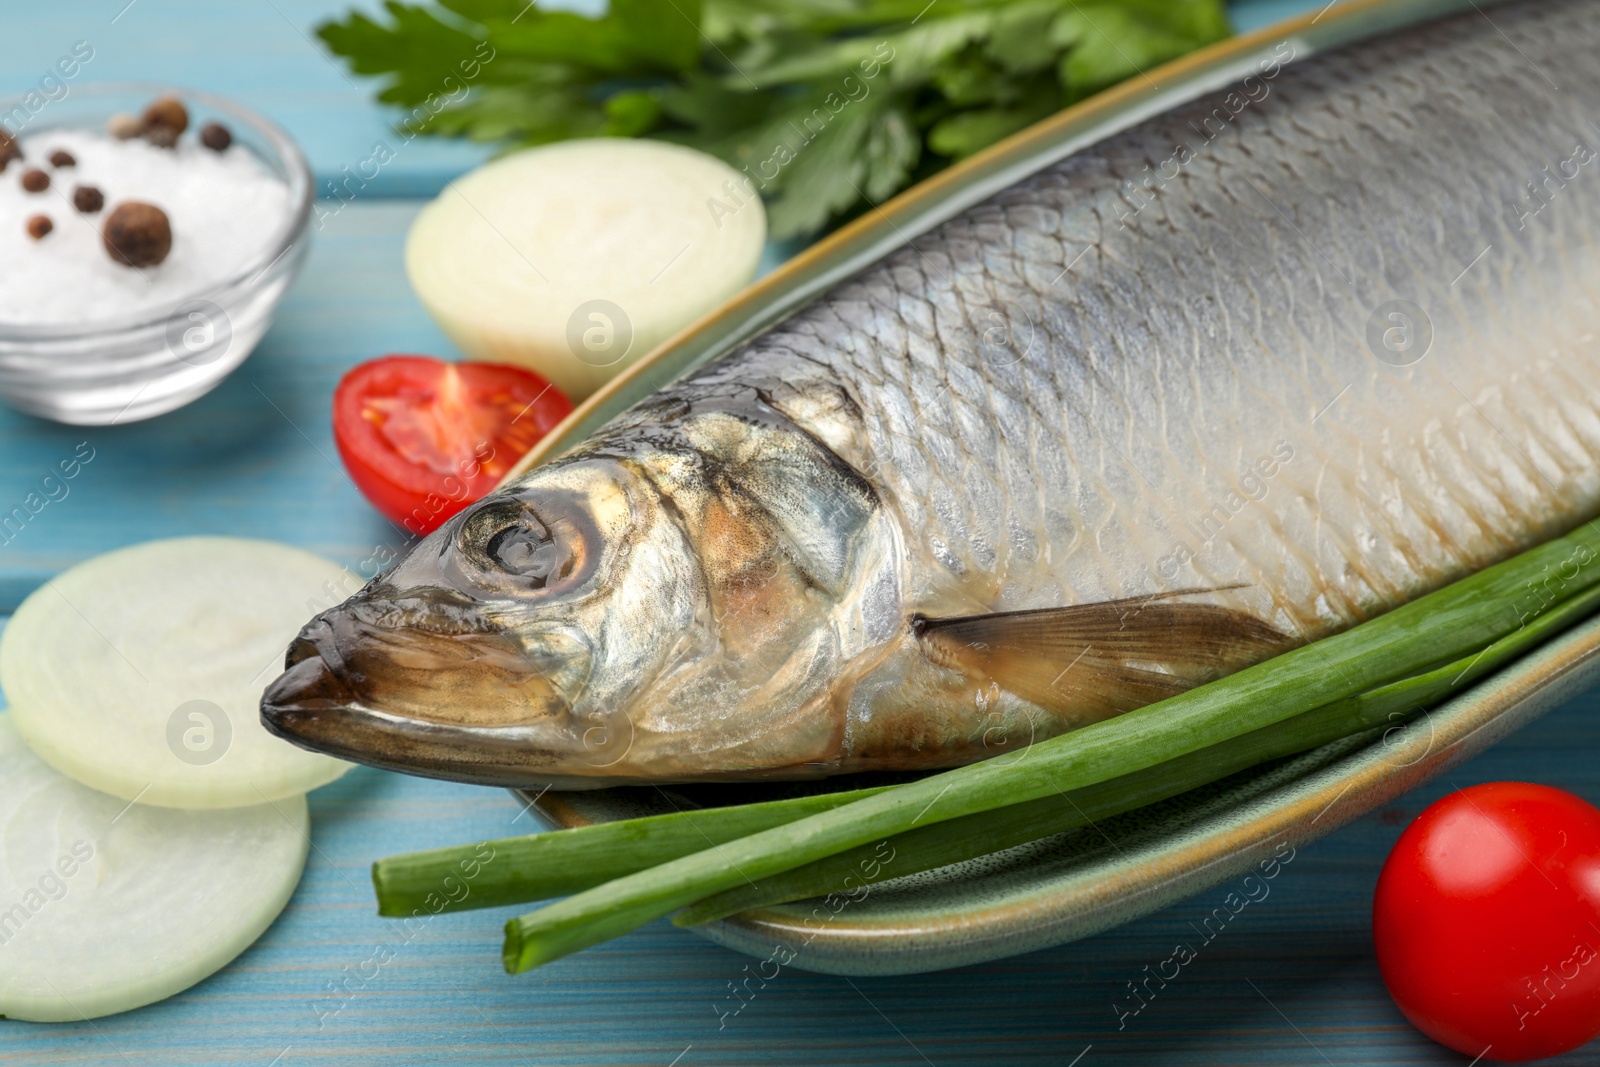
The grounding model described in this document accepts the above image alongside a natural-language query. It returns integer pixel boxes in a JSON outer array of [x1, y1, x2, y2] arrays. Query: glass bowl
[[0, 83, 313, 425]]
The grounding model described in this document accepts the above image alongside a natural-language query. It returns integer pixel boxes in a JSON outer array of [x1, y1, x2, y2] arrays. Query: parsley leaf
[[318, 0, 1230, 238]]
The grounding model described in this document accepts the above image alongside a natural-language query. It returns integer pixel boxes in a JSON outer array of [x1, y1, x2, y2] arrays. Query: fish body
[[264, 0, 1600, 788]]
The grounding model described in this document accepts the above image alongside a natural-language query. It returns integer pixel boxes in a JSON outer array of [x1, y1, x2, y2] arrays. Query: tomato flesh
[[1373, 782, 1600, 1062], [332, 355, 572, 536]]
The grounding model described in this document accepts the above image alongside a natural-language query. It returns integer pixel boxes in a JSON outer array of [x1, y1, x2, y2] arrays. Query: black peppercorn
[[48, 149, 75, 167], [21, 168, 48, 193], [199, 122, 232, 152], [73, 184, 105, 214], [103, 201, 173, 268], [26, 215, 52, 240], [0, 129, 20, 171]]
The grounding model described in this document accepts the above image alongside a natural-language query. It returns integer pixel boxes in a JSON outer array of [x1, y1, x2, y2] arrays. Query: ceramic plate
[[519, 0, 1584, 977]]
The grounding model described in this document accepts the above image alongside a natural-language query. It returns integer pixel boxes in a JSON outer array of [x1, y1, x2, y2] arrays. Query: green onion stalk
[[373, 786, 890, 917]]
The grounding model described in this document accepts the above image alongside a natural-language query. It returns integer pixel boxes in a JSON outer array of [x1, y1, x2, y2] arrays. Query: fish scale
[[657, 0, 1600, 637], [263, 0, 1600, 786]]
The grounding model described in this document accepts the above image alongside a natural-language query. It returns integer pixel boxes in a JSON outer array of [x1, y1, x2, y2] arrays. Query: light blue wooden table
[[3, 3, 1598, 1065]]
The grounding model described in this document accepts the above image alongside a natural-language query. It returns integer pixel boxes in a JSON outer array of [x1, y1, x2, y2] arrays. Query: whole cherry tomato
[[332, 355, 572, 536], [1373, 782, 1600, 1062]]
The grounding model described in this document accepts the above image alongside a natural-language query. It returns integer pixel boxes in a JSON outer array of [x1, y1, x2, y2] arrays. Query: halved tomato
[[332, 355, 572, 536]]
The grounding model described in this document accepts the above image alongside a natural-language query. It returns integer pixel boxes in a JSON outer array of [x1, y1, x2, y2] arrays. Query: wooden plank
[[0, 0, 492, 198]]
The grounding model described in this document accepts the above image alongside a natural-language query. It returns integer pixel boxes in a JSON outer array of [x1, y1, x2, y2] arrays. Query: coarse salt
[[0, 128, 290, 326]]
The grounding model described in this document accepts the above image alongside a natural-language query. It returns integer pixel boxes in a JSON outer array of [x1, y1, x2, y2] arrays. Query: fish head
[[261, 392, 895, 787], [260, 453, 707, 785]]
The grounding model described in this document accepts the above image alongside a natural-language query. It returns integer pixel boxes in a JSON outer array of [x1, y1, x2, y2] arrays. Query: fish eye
[[445, 490, 597, 598], [487, 522, 573, 587]]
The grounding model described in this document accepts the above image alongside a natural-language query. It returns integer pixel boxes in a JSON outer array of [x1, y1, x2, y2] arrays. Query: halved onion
[[405, 138, 767, 401], [0, 715, 308, 1022], [0, 537, 352, 809]]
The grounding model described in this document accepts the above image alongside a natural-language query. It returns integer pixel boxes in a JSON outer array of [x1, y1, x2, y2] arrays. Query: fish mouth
[[260, 603, 606, 789], [261, 673, 566, 787]]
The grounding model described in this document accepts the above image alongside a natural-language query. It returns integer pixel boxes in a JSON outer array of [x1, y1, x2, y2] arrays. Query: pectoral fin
[[912, 588, 1289, 723]]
